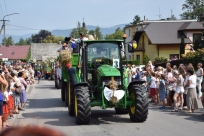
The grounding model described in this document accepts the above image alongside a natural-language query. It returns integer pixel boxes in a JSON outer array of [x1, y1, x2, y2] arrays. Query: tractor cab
[[79, 40, 123, 98]]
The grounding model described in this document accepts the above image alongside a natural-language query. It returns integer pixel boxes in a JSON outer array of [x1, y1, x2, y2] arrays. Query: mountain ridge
[[0, 24, 127, 43]]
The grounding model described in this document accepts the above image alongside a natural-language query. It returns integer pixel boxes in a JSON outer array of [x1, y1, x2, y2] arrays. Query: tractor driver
[[95, 48, 103, 58]]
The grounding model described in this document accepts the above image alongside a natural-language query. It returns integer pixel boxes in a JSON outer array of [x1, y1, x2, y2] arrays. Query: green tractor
[[61, 39, 149, 124]]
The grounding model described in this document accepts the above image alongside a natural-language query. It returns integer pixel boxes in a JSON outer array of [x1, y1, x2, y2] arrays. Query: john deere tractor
[[61, 39, 149, 124]]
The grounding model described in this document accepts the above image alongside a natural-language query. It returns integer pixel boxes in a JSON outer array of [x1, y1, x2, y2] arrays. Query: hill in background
[[0, 24, 126, 43]]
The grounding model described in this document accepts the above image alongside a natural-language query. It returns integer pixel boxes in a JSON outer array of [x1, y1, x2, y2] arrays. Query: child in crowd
[[159, 74, 166, 110], [155, 72, 161, 105], [148, 70, 157, 104], [139, 72, 147, 87]]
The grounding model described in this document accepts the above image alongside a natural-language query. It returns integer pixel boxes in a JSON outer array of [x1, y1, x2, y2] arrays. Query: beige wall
[[158, 45, 180, 60], [183, 31, 202, 42]]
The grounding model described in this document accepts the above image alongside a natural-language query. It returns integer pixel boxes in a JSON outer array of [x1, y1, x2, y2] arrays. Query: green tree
[[16, 37, 27, 45], [180, 0, 204, 22], [31, 30, 52, 43], [43, 35, 64, 43], [95, 26, 103, 39], [180, 36, 185, 58], [193, 36, 200, 50], [25, 38, 32, 45], [2, 36, 14, 46], [88, 30, 95, 36], [70, 21, 88, 38], [130, 15, 141, 25], [105, 27, 124, 40]]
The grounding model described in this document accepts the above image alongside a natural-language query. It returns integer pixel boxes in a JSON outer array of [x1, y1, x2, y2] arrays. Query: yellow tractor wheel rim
[[68, 83, 70, 106], [130, 92, 136, 114], [75, 95, 78, 116]]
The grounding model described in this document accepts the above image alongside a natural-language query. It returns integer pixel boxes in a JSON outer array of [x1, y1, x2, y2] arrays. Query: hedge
[[122, 60, 140, 65]]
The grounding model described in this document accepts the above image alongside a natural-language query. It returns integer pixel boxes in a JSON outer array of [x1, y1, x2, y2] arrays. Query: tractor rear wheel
[[128, 84, 149, 122], [74, 86, 91, 124], [55, 78, 57, 88], [61, 80, 66, 101], [64, 82, 68, 106], [68, 82, 74, 116], [115, 108, 129, 114]]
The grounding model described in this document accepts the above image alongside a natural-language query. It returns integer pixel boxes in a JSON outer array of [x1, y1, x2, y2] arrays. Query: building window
[[132, 55, 134, 60], [12, 52, 14, 55], [193, 33, 202, 42], [129, 55, 131, 60], [136, 55, 140, 60], [170, 54, 179, 61], [129, 29, 130, 37]]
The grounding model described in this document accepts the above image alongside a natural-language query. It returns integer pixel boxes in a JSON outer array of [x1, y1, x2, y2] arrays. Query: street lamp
[[0, 12, 19, 46]]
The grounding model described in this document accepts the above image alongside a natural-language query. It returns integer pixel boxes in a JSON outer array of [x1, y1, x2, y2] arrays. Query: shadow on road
[[22, 97, 134, 126], [26, 98, 65, 109], [149, 105, 204, 122]]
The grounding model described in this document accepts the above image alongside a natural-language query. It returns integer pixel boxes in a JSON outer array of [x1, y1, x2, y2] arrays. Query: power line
[[0, 3, 4, 17], [3, 0, 9, 20], [5, 23, 42, 30]]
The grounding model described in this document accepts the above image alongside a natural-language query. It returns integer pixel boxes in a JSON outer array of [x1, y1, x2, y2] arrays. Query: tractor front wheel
[[128, 84, 149, 122], [68, 82, 74, 116], [74, 86, 91, 124], [61, 80, 66, 101]]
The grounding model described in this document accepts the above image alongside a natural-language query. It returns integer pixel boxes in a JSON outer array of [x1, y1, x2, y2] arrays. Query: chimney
[[144, 16, 145, 20]]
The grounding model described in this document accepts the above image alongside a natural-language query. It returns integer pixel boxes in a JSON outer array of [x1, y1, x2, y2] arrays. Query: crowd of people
[[129, 61, 204, 114], [0, 62, 35, 130]]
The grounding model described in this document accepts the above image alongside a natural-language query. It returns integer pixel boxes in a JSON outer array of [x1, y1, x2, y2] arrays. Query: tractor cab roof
[[84, 39, 123, 43]]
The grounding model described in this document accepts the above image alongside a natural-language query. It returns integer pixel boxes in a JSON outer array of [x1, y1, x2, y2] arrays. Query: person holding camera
[[0, 69, 8, 130]]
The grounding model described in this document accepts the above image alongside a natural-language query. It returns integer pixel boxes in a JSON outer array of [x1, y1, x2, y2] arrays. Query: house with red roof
[[0, 45, 30, 61]]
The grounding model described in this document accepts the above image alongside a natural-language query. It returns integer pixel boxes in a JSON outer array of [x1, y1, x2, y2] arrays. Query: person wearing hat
[[73, 32, 88, 43], [57, 42, 68, 52]]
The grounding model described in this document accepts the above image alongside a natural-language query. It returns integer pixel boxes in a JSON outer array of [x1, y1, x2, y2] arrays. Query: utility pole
[[0, 19, 9, 46]]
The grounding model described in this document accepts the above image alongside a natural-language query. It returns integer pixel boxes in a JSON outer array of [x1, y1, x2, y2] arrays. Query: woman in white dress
[[196, 63, 203, 98]]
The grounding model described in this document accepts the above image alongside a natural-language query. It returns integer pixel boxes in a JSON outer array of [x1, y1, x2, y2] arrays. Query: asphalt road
[[10, 79, 204, 136]]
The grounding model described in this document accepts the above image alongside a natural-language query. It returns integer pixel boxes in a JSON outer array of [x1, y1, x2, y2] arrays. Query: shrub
[[143, 55, 150, 65], [154, 56, 168, 64], [122, 60, 139, 65]]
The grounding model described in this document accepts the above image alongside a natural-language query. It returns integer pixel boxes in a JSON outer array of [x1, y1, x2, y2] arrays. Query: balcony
[[134, 44, 145, 51]]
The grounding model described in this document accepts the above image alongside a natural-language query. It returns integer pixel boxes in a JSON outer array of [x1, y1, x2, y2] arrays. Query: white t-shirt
[[188, 75, 197, 88], [131, 67, 136, 78], [150, 77, 156, 88], [3, 91, 9, 101], [9, 81, 15, 95], [156, 78, 160, 89]]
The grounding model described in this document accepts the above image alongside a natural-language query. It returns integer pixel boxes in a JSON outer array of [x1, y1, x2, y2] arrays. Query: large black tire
[[115, 108, 129, 114], [61, 80, 65, 101], [68, 82, 74, 116], [56, 79, 61, 89], [64, 82, 68, 106], [51, 74, 55, 80], [74, 86, 91, 124], [128, 84, 149, 122], [55, 80, 57, 88]]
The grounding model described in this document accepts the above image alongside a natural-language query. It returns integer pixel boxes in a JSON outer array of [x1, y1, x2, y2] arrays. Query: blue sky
[[0, 0, 185, 35]]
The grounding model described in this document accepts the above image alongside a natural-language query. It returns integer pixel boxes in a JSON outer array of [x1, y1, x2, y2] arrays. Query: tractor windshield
[[87, 43, 120, 68]]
